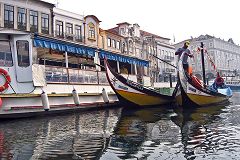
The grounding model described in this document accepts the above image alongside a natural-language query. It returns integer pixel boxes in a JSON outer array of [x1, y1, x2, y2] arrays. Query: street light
[[227, 59, 234, 78]]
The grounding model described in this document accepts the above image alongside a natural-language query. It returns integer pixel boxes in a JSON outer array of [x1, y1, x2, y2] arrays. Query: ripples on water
[[0, 92, 240, 160]]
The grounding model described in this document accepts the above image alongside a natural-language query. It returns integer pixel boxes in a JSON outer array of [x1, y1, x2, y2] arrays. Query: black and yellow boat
[[175, 43, 232, 107], [104, 59, 174, 106]]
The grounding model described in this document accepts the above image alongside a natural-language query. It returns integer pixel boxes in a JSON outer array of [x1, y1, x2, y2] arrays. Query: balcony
[[18, 23, 26, 31], [163, 68, 175, 73], [41, 28, 49, 35], [30, 26, 38, 33], [163, 55, 174, 62], [4, 21, 14, 28], [54, 31, 84, 43]]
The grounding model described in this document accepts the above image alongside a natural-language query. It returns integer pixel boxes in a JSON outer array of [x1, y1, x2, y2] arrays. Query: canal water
[[1, 93, 240, 160]]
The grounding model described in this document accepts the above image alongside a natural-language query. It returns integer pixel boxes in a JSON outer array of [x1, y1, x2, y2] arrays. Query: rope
[[194, 47, 218, 73]]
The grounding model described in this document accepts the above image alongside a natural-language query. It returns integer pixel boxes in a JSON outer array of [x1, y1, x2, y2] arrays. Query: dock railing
[[45, 66, 108, 85]]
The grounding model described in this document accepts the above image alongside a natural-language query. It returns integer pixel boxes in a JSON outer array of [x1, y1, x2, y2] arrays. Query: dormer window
[[120, 28, 125, 35], [88, 22, 96, 40]]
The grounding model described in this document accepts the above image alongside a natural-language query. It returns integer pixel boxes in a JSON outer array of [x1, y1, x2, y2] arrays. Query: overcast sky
[[45, 0, 240, 45]]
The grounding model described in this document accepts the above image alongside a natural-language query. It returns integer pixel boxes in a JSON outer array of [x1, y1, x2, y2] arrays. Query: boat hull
[[105, 59, 173, 106], [0, 93, 118, 119], [116, 90, 171, 106]]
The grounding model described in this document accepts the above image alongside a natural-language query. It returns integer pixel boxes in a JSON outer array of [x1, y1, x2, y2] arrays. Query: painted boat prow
[[104, 59, 174, 106], [176, 52, 231, 107]]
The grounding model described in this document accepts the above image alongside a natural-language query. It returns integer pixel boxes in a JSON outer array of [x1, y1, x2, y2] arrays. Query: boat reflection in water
[[102, 102, 240, 159], [0, 108, 122, 160], [101, 106, 182, 159], [173, 101, 240, 160], [1, 101, 240, 159]]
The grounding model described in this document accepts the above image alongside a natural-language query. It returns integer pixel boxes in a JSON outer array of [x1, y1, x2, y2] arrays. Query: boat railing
[[45, 66, 108, 85]]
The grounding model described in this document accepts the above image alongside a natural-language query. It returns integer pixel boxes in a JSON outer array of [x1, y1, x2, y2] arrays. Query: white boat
[[209, 77, 240, 91], [0, 30, 119, 118], [224, 77, 240, 91]]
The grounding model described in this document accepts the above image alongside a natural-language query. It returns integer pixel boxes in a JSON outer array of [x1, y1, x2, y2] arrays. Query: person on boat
[[209, 72, 226, 91], [172, 41, 194, 97], [175, 40, 194, 73]]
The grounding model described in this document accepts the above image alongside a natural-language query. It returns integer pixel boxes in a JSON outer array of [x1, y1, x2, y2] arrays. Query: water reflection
[[101, 107, 182, 160], [0, 95, 240, 160], [0, 109, 122, 160]]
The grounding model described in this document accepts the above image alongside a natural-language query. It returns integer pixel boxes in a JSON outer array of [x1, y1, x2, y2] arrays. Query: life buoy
[[192, 76, 203, 89], [0, 68, 11, 92], [216, 77, 224, 86]]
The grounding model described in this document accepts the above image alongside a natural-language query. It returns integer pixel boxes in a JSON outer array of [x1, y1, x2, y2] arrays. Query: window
[[4, 5, 14, 28], [129, 41, 133, 53], [30, 10, 38, 32], [112, 39, 116, 48], [66, 23, 73, 40], [16, 41, 30, 67], [116, 41, 120, 50], [88, 22, 95, 39], [107, 38, 111, 47], [122, 42, 126, 53], [120, 28, 125, 35], [17, 8, 26, 30], [75, 25, 82, 41], [56, 20, 63, 38], [0, 41, 13, 67], [41, 13, 49, 34]]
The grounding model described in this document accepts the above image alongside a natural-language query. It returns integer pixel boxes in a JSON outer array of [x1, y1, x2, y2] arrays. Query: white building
[[174, 35, 240, 80]]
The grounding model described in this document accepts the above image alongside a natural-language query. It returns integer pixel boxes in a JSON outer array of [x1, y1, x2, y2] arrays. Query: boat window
[[0, 41, 13, 67], [16, 40, 30, 67]]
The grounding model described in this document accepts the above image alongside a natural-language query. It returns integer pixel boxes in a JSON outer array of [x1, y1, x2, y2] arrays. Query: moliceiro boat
[[105, 59, 174, 106], [175, 43, 232, 107], [0, 31, 119, 118]]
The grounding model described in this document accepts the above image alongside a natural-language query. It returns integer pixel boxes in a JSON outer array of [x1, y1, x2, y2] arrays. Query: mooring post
[[169, 74, 172, 88]]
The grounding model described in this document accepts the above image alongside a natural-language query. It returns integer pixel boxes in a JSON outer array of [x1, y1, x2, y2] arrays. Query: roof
[[107, 27, 119, 35], [39, 0, 55, 6], [117, 22, 131, 26], [84, 15, 101, 23], [140, 30, 170, 40]]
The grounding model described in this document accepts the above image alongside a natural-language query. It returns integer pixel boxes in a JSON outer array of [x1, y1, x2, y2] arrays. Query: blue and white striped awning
[[100, 50, 149, 67], [33, 35, 95, 57], [33, 35, 149, 67]]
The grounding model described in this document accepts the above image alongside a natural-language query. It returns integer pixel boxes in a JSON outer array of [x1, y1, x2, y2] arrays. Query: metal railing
[[45, 66, 108, 85], [54, 31, 84, 43]]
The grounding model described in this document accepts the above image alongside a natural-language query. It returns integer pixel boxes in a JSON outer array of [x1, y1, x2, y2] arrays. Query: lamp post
[[227, 59, 234, 76]]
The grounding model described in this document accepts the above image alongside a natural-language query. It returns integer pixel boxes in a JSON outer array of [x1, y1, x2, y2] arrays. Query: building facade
[[174, 35, 240, 80], [0, 0, 54, 34], [107, 23, 176, 85], [0, 0, 174, 86]]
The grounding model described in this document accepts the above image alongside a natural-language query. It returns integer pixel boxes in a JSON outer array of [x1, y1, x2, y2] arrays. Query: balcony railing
[[164, 55, 174, 61], [54, 31, 84, 43], [163, 68, 175, 73], [30, 26, 38, 33], [4, 21, 14, 28], [17, 23, 26, 31]]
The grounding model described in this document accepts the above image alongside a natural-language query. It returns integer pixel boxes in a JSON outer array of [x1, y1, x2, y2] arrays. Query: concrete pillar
[[0, 3, 4, 27], [38, 11, 41, 33], [65, 51, 68, 68], [26, 9, 30, 31], [134, 64, 137, 75], [14, 5, 17, 29], [94, 51, 100, 71]]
